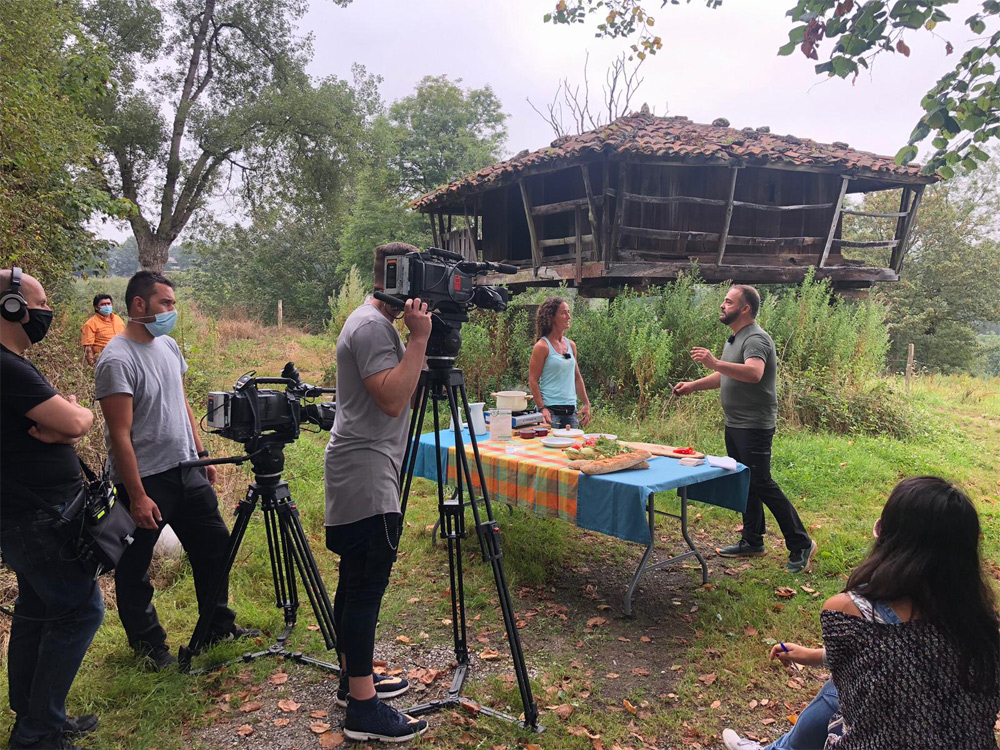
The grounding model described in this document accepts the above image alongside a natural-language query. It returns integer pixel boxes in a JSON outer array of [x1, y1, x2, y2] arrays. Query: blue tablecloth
[[412, 431, 749, 545]]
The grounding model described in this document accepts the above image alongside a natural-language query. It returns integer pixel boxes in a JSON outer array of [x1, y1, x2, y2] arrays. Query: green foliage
[[979, 332, 1000, 376], [455, 307, 536, 401], [388, 75, 508, 196], [0, 0, 132, 280], [843, 162, 1000, 374], [82, 0, 366, 271]]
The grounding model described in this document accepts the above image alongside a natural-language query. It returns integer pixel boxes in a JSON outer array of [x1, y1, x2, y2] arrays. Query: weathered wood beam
[[622, 226, 721, 242], [889, 187, 912, 270], [716, 166, 740, 265], [894, 184, 924, 274], [725, 235, 825, 247], [436, 212, 446, 249], [609, 163, 628, 269], [622, 192, 727, 207], [531, 197, 603, 216], [539, 234, 595, 248], [819, 176, 850, 268], [621, 158, 935, 184], [574, 206, 584, 284], [833, 239, 899, 248], [430, 211, 440, 247], [840, 208, 909, 219], [601, 157, 611, 261], [462, 201, 477, 260], [580, 164, 603, 260], [732, 200, 835, 212], [518, 179, 543, 272]]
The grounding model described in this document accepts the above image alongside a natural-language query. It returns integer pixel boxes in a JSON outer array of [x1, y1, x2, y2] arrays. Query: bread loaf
[[567, 450, 652, 475]]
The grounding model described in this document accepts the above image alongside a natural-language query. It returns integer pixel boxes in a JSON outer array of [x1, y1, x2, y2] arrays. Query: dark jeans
[[1, 513, 105, 744], [724, 426, 811, 553], [326, 514, 400, 678], [547, 406, 580, 430], [114, 466, 236, 650]]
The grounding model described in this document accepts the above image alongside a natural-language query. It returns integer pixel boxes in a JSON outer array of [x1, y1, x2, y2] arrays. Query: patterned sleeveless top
[[821, 593, 1000, 750]]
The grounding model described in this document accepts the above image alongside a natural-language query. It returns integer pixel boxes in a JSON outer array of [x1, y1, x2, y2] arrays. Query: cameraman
[[95, 271, 258, 670], [1, 268, 104, 750], [324, 243, 431, 742]]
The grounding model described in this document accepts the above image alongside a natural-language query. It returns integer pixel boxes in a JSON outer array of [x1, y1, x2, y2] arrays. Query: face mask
[[142, 310, 177, 337], [22, 309, 53, 344], [98, 304, 113, 316]]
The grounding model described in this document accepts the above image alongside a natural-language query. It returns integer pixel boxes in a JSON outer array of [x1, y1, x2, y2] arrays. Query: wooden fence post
[[905, 343, 914, 393], [278, 300, 283, 329]]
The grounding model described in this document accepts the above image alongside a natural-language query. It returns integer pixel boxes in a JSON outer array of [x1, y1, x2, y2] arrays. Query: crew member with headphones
[[1, 268, 105, 750]]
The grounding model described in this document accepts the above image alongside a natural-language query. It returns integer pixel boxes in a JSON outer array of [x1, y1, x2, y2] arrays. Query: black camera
[[379, 247, 516, 366], [206, 362, 335, 445]]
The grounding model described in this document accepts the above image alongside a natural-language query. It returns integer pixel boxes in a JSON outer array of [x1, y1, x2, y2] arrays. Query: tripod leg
[[399, 373, 432, 520], [180, 486, 260, 670], [275, 497, 339, 653]]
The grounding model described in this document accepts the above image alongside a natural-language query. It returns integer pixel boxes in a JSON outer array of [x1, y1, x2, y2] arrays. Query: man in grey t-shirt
[[673, 285, 815, 574], [323, 243, 432, 743], [96, 271, 257, 670]]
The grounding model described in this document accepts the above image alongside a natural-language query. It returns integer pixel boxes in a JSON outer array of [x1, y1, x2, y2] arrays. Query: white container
[[469, 402, 488, 435], [489, 408, 512, 441], [492, 390, 532, 412]]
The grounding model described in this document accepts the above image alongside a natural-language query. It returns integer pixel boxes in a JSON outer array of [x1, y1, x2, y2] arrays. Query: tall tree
[[843, 157, 1000, 372], [544, 0, 1000, 173], [0, 0, 131, 279], [387, 75, 508, 195], [82, 0, 371, 272]]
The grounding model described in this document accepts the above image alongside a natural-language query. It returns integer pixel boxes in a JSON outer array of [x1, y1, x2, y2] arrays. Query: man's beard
[[719, 310, 738, 325]]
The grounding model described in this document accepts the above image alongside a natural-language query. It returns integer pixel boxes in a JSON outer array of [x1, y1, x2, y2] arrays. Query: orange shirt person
[[81, 293, 125, 365]]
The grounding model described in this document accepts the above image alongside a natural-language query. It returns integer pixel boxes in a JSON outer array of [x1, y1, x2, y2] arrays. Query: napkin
[[706, 455, 738, 471]]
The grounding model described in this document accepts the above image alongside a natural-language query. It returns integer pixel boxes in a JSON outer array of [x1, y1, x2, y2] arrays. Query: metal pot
[[493, 390, 532, 412]]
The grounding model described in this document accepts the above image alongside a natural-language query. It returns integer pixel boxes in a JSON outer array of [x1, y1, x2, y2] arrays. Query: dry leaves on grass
[[586, 617, 607, 629], [318, 732, 345, 748], [407, 667, 443, 685], [277, 699, 301, 713], [396, 635, 411, 644], [743, 625, 758, 636], [239, 701, 263, 713], [273, 718, 290, 727], [310, 722, 332, 734], [567, 726, 601, 739], [310, 710, 328, 719], [269, 672, 289, 685], [697, 672, 717, 686], [775, 586, 797, 598], [479, 648, 501, 660], [631, 667, 649, 676], [236, 725, 254, 736], [549, 704, 574, 720], [623, 699, 637, 714]]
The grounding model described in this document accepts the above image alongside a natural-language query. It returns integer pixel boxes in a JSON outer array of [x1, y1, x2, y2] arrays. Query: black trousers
[[114, 466, 236, 650], [724, 426, 811, 553], [326, 513, 400, 678]]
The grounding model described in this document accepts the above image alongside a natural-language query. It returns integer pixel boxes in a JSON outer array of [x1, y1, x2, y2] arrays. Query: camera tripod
[[177, 438, 338, 675], [397, 366, 541, 731]]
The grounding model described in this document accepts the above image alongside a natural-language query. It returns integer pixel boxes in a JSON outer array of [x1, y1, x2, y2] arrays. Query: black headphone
[[0, 267, 27, 322]]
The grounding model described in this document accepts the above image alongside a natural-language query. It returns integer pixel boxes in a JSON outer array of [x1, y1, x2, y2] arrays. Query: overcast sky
[[98, 0, 981, 241]]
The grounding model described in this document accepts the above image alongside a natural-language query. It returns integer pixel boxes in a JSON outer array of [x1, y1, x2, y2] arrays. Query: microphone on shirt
[[727, 335, 735, 344]]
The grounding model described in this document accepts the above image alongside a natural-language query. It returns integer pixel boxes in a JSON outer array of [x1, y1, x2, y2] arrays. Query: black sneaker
[[9, 715, 98, 744], [136, 643, 177, 671], [335, 673, 410, 708], [204, 624, 263, 647], [787, 540, 818, 574], [344, 696, 428, 743], [717, 539, 766, 558]]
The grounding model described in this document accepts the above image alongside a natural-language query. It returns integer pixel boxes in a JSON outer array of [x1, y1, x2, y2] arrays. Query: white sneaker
[[723, 728, 763, 750]]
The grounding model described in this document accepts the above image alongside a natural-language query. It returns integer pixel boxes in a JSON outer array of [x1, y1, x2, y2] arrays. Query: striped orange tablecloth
[[435, 436, 580, 523]]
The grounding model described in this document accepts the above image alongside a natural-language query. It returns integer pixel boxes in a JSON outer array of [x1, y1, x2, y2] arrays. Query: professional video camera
[[378, 247, 517, 366], [205, 362, 335, 445]]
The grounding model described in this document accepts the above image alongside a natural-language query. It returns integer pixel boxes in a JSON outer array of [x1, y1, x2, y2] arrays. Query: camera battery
[[206, 391, 231, 429]]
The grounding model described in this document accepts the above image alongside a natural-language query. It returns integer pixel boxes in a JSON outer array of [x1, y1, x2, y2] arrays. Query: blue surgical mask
[[98, 304, 113, 316], [141, 310, 177, 337]]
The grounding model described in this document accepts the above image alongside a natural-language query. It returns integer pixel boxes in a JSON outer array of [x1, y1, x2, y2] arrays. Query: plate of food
[[551, 428, 585, 438], [539, 436, 575, 448], [583, 433, 617, 441], [564, 436, 652, 474]]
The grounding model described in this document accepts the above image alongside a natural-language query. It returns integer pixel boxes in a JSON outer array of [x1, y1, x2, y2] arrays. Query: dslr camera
[[206, 362, 335, 445]]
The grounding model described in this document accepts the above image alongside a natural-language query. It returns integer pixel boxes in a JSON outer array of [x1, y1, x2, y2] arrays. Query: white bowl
[[539, 436, 575, 448], [551, 428, 584, 438]]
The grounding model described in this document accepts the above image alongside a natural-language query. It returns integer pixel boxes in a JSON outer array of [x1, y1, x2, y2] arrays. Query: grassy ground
[[2, 282, 998, 749]]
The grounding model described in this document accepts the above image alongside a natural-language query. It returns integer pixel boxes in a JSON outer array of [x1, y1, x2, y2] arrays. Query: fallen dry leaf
[[551, 704, 574, 720], [631, 668, 649, 676], [239, 701, 263, 713], [801, 585, 816, 593], [788, 713, 799, 725], [277, 699, 300, 713], [622, 699, 637, 715], [697, 672, 717, 686], [307, 624, 320, 631], [605, 672, 620, 679], [310, 710, 328, 719], [710, 700, 721, 710], [310, 722, 331, 734], [586, 617, 607, 628], [318, 732, 345, 748], [269, 672, 289, 685], [639, 635, 651, 643], [236, 725, 254, 736], [775, 586, 797, 598], [273, 718, 290, 727], [748, 699, 758, 710], [480, 648, 501, 660], [743, 625, 758, 636], [396, 635, 411, 644], [761, 718, 776, 725]]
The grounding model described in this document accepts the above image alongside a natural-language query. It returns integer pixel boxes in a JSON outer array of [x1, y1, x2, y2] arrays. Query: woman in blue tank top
[[528, 297, 591, 429]]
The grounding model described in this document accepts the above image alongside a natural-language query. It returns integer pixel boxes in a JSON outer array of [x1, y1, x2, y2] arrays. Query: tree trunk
[[136, 234, 172, 273]]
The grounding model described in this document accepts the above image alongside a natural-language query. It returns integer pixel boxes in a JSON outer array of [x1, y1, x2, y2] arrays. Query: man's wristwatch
[[197, 450, 209, 458]]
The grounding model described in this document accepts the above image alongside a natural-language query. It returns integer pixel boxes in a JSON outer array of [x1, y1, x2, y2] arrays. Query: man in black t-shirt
[[1, 268, 105, 750]]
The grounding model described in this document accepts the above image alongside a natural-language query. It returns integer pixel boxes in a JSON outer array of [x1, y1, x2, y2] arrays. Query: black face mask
[[22, 308, 53, 344]]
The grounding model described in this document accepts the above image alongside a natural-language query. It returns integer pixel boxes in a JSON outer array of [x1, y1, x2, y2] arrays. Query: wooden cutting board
[[625, 441, 706, 460]]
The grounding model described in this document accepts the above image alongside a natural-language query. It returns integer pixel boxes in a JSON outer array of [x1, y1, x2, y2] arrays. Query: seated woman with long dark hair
[[724, 475, 999, 750]]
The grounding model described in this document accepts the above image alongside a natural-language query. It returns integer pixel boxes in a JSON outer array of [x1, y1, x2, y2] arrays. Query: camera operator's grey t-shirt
[[718, 322, 778, 430], [324, 302, 408, 527], [95, 335, 197, 483]]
